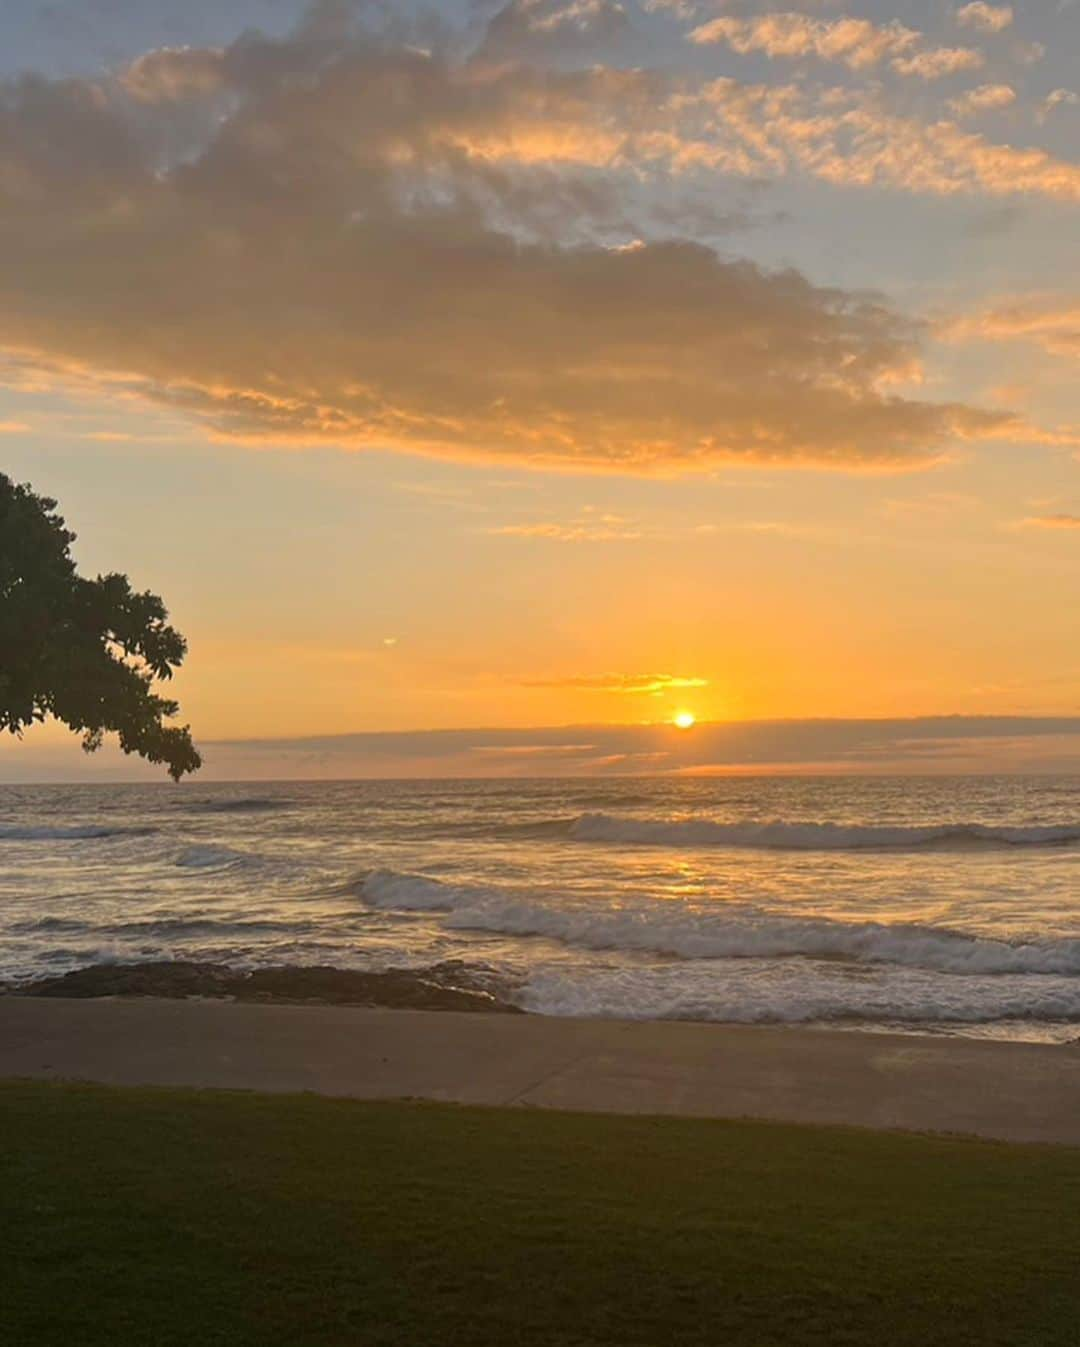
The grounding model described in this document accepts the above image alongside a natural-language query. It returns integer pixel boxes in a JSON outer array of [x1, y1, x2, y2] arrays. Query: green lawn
[[3, 1081, 1080, 1346]]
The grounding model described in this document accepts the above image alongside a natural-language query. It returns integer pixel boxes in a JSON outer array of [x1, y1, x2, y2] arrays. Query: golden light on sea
[[673, 711, 696, 730]]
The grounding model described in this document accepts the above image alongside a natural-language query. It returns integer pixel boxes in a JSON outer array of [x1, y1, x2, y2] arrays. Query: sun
[[673, 711, 696, 730]]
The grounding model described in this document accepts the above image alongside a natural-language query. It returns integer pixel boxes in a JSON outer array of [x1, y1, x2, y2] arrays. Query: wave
[[358, 869, 1080, 976], [189, 797, 288, 814], [174, 844, 252, 870], [569, 813, 1080, 851], [10, 913, 313, 938], [0, 824, 158, 841]]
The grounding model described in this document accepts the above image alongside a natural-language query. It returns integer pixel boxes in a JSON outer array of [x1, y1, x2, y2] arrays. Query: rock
[[13, 959, 523, 1014], [234, 964, 521, 1013], [21, 961, 236, 999]]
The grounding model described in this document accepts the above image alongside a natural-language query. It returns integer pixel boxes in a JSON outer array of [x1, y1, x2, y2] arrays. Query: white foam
[[360, 870, 1080, 975], [518, 962, 1080, 1026], [569, 814, 1080, 850]]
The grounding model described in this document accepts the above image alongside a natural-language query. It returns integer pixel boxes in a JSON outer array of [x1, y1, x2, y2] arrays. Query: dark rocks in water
[[236, 964, 522, 1013], [11, 960, 522, 1014], [21, 961, 236, 1000]]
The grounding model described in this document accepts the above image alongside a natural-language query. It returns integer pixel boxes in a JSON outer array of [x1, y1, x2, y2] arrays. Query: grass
[[3, 1081, 1080, 1346]]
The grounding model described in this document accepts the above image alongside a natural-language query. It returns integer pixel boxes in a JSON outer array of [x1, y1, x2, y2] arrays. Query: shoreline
[[5, 958, 1079, 1045], [3, 994, 1079, 1145]]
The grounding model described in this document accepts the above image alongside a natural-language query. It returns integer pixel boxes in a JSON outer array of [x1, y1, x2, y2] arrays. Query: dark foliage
[[0, 472, 200, 779]]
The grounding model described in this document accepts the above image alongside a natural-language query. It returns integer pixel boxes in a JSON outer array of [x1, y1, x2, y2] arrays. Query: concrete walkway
[[3, 996, 1080, 1145]]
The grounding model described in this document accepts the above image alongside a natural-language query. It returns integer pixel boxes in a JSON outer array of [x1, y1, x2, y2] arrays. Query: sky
[[0, 0, 1078, 779]]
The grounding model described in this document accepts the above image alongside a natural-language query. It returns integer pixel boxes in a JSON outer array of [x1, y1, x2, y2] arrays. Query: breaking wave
[[569, 814, 1080, 851], [358, 869, 1080, 976]]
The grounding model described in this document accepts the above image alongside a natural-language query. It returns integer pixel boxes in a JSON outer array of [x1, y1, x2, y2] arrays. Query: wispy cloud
[[945, 299, 1080, 359], [1019, 513, 1080, 529], [487, 512, 645, 541], [521, 673, 709, 694], [469, 743, 600, 757], [691, 13, 983, 80], [487, 512, 823, 541], [1040, 88, 1080, 122], [690, 14, 921, 71]]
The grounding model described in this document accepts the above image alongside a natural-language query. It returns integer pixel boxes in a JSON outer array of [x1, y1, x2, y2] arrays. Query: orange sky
[[0, 0, 1077, 776]]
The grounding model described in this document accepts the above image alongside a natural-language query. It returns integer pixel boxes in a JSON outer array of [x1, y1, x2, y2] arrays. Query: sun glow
[[673, 711, 696, 730]]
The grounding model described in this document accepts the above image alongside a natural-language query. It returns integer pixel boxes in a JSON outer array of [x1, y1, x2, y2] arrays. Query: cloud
[[520, 672, 709, 693], [664, 78, 1080, 202], [1020, 513, 1080, 529], [690, 14, 922, 71], [946, 84, 1016, 118], [469, 742, 600, 756], [890, 48, 984, 80], [946, 299, 1080, 359], [690, 13, 983, 80], [1039, 88, 1080, 122], [1010, 39, 1046, 66], [11, 716, 1076, 780], [0, 420, 31, 433], [954, 3, 1014, 34], [487, 513, 646, 540], [0, 23, 1015, 474], [477, 0, 632, 62], [119, 45, 227, 102]]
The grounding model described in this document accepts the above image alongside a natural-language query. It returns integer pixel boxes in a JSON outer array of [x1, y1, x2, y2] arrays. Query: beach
[[4, 995, 1080, 1144]]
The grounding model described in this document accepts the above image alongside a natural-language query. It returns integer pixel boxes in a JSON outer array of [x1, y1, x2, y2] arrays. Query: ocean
[[1, 776, 1078, 1041]]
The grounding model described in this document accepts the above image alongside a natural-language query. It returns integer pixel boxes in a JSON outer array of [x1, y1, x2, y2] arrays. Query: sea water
[[1, 776, 1078, 1041]]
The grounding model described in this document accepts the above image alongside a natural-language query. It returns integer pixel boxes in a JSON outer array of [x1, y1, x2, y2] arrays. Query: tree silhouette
[[0, 472, 200, 779]]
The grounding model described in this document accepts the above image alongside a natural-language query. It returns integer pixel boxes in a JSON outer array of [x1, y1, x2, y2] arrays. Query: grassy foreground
[[3, 1082, 1080, 1346]]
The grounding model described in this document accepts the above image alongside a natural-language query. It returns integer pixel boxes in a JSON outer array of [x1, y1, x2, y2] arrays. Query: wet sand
[[2, 995, 1079, 1145]]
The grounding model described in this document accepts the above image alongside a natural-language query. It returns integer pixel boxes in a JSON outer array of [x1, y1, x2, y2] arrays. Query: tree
[[0, 472, 200, 780]]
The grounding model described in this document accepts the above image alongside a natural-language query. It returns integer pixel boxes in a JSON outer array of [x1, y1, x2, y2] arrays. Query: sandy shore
[[3, 996, 1080, 1144]]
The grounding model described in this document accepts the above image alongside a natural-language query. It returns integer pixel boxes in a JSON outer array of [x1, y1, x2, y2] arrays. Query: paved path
[[3, 997, 1079, 1144]]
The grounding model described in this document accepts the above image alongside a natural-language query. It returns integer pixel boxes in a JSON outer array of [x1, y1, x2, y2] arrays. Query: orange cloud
[[947, 84, 1016, 118], [955, 3, 1014, 34], [691, 14, 921, 70], [0, 18, 1031, 473], [1020, 514, 1080, 530], [487, 514, 645, 540], [691, 13, 983, 80], [890, 48, 984, 80], [946, 299, 1080, 358], [521, 673, 709, 694]]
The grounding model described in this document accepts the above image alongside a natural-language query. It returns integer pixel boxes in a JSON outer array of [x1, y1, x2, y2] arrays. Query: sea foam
[[359, 870, 1080, 976]]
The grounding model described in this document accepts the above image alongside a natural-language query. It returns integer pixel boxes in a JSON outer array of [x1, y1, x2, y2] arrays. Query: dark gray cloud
[[195, 716, 1080, 777], [5, 717, 1080, 780]]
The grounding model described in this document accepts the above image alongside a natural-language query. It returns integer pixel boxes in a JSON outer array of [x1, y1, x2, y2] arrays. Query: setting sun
[[673, 711, 696, 730]]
